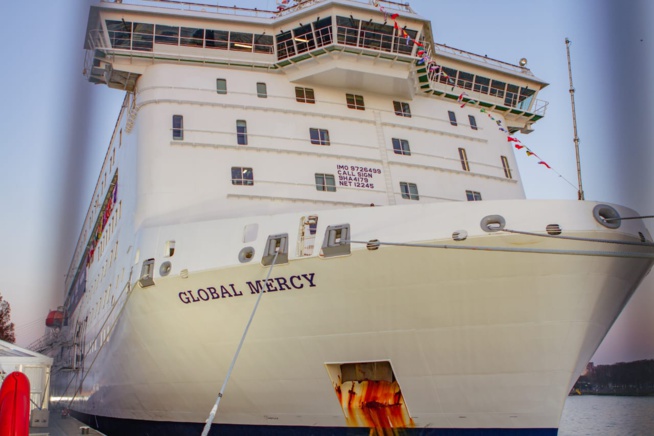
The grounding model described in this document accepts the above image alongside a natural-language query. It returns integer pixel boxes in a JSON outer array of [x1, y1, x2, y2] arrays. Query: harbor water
[[559, 396, 654, 435]]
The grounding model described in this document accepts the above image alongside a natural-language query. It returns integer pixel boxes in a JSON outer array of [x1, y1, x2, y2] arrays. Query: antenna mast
[[565, 38, 584, 200]]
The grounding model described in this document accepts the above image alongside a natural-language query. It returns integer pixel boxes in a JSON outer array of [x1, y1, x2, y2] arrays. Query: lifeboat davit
[[45, 310, 64, 328]]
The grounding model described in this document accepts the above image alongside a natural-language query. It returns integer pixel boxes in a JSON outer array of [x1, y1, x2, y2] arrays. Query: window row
[[214, 81, 491, 128], [104, 15, 422, 61], [431, 65, 537, 110], [106, 20, 274, 54], [230, 167, 484, 201], [276, 16, 419, 60], [173, 116, 512, 179]]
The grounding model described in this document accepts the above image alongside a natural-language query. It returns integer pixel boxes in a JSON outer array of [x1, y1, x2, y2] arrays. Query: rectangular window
[[231, 32, 254, 52], [157, 24, 180, 45], [448, 111, 457, 126], [216, 78, 227, 94], [457, 71, 474, 90], [132, 23, 154, 51], [466, 190, 482, 201], [346, 94, 365, 110], [400, 182, 419, 200], [392, 138, 411, 155], [393, 101, 411, 117], [490, 80, 506, 99], [205, 29, 229, 50], [501, 156, 512, 179], [180, 27, 204, 47], [468, 115, 478, 130], [315, 173, 336, 192], [310, 128, 330, 145], [236, 120, 247, 145], [106, 20, 132, 49], [172, 115, 183, 140], [473, 75, 490, 94], [295, 87, 316, 103], [256, 82, 267, 98], [458, 148, 469, 171], [231, 167, 253, 185]]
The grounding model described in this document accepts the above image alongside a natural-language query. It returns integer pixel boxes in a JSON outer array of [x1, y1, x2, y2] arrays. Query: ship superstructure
[[35, 1, 654, 435]]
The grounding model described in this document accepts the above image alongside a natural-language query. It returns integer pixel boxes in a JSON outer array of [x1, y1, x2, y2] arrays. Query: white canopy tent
[[0, 339, 53, 414]]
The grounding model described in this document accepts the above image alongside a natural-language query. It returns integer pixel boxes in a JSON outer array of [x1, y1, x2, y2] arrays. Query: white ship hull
[[54, 200, 653, 434]]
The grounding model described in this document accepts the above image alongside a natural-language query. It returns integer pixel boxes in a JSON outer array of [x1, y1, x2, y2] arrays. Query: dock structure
[[30, 412, 105, 436]]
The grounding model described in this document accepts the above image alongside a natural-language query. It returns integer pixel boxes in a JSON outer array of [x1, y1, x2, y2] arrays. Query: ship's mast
[[565, 38, 584, 200]]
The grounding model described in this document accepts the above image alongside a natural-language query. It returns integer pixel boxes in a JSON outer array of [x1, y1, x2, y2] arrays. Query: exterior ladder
[[373, 111, 396, 205]]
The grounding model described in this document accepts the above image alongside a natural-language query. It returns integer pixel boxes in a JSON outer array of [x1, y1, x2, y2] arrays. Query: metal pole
[[565, 38, 584, 200]]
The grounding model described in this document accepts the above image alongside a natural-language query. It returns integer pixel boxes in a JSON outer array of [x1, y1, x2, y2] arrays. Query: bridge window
[[107, 20, 133, 49], [205, 29, 229, 50], [474, 75, 490, 94], [231, 32, 254, 52], [180, 27, 204, 47], [457, 71, 474, 90], [276, 30, 295, 59], [490, 80, 506, 99], [155, 25, 179, 45], [254, 34, 274, 54], [505, 84, 519, 107], [132, 23, 153, 51], [314, 17, 333, 46], [293, 23, 316, 53]]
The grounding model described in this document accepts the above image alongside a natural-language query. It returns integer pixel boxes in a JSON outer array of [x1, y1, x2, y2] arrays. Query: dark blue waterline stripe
[[70, 411, 557, 436]]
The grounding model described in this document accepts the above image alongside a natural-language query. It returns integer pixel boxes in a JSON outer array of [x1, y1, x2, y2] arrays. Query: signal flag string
[[506, 136, 579, 192]]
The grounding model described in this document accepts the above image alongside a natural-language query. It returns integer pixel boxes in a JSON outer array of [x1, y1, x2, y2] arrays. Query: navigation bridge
[[84, 0, 547, 132]]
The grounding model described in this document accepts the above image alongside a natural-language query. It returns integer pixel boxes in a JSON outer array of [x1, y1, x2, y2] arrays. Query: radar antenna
[[566, 38, 584, 200]]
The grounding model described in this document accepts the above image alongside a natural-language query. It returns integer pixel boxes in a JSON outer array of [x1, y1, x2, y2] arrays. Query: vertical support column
[[373, 111, 397, 205]]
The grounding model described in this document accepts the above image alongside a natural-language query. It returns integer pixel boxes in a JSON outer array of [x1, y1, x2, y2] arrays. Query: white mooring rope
[[201, 251, 280, 436]]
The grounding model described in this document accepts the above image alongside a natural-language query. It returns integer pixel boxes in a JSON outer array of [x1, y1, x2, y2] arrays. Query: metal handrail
[[433, 43, 533, 76], [99, 0, 414, 18]]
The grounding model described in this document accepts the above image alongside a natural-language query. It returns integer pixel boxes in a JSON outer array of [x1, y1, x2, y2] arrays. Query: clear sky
[[0, 0, 652, 365]]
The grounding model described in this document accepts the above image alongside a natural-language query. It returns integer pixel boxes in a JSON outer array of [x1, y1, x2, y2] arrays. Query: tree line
[[573, 360, 654, 395]]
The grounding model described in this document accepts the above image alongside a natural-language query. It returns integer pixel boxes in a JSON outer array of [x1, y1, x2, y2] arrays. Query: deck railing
[[99, 0, 414, 18]]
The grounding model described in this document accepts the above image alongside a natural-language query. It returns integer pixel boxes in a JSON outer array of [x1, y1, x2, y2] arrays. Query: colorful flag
[[514, 144, 525, 150], [538, 161, 551, 169]]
